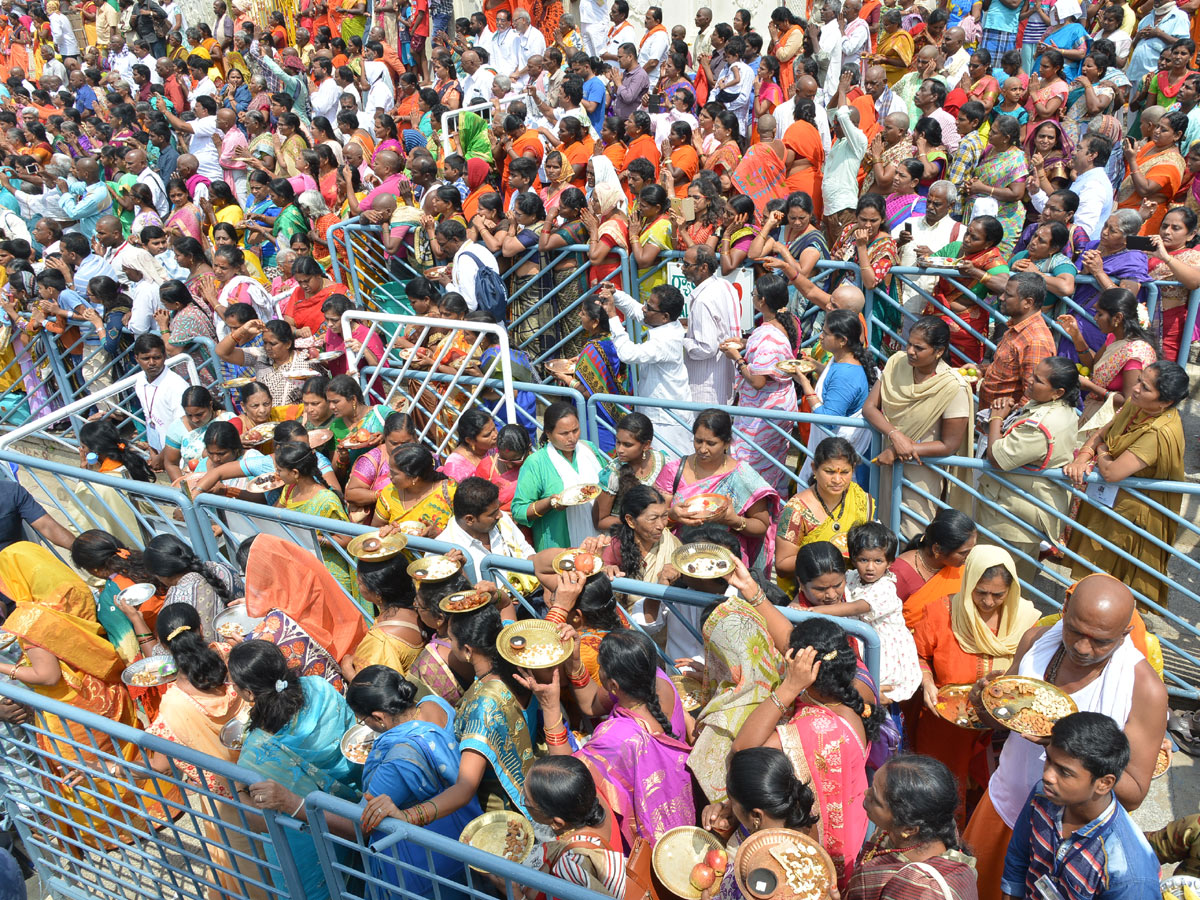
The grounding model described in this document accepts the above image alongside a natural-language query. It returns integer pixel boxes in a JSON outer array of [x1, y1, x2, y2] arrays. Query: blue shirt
[[947, 0, 973, 27], [583, 75, 607, 137], [74, 83, 97, 113], [1002, 789, 1161, 900], [812, 361, 869, 419], [982, 0, 1021, 33]]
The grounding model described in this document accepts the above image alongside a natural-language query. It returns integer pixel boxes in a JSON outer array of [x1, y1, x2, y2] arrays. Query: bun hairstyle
[[274, 441, 322, 481], [79, 420, 156, 483], [70, 529, 163, 592], [144, 534, 234, 603], [448, 602, 516, 684], [787, 617, 886, 744], [527, 756, 605, 829], [346, 665, 420, 720], [877, 754, 962, 850], [227, 640, 303, 735], [904, 507, 977, 556], [356, 554, 417, 612], [577, 573, 622, 631], [597, 630, 674, 738], [156, 603, 227, 692], [726, 747, 819, 830]]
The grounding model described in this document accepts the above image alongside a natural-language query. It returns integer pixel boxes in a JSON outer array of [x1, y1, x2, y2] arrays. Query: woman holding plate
[[344, 411, 418, 521], [372, 444, 457, 538], [911, 545, 1038, 824], [513, 401, 608, 552], [326, 374, 389, 472], [215, 318, 310, 407], [350, 550, 423, 677], [593, 414, 666, 532], [411, 576, 477, 708]]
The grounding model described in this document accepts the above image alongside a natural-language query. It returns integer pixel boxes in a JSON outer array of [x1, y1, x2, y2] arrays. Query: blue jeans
[[432, 12, 451, 40]]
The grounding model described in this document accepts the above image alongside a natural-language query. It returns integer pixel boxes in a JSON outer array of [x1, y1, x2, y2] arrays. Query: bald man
[[693, 7, 714, 59], [862, 111, 914, 194], [840, 0, 870, 72], [940, 26, 970, 83], [864, 65, 907, 124], [964, 574, 1167, 900], [124, 147, 167, 217], [775, 74, 832, 150], [348, 150, 406, 215], [56, 157, 113, 240]]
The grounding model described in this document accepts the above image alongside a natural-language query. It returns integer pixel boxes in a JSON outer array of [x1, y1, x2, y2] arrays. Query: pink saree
[[575, 681, 693, 847], [166, 203, 205, 243], [777, 702, 870, 889], [411, 637, 465, 707]]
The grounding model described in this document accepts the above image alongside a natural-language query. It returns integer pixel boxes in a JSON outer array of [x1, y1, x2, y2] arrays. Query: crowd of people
[[0, 0, 1198, 897]]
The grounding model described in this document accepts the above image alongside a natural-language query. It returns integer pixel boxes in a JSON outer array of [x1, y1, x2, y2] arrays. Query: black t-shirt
[[0, 482, 48, 552]]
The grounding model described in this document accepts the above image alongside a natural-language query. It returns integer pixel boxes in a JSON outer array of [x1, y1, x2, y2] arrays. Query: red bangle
[[546, 607, 568, 625], [545, 724, 570, 745], [569, 670, 591, 688]]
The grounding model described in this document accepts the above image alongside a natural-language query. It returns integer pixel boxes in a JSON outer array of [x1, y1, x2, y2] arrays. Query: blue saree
[[453, 678, 535, 817]]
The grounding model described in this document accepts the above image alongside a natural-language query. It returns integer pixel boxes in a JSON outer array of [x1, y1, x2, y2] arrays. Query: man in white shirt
[[915, 77, 959, 153], [60, 232, 118, 299], [49, 5, 79, 58], [579, 0, 610, 56], [186, 54, 216, 100], [163, 96, 223, 181], [681, 246, 740, 406], [434, 220, 501, 312], [840, 0, 870, 73], [602, 0, 637, 62], [890, 181, 964, 334], [775, 76, 832, 149], [124, 147, 167, 217], [940, 27, 971, 84], [485, 10, 524, 79], [131, 334, 190, 464], [460, 49, 495, 106], [1063, 133, 1115, 240], [39, 46, 67, 84], [511, 9, 546, 83], [436, 477, 535, 579], [601, 283, 694, 455], [637, 6, 669, 82], [107, 35, 138, 87], [309, 57, 341, 124]]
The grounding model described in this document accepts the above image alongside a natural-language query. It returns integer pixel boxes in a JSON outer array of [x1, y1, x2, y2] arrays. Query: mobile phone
[[647, 92, 664, 114], [670, 196, 696, 221], [903, 222, 913, 234], [1126, 236, 1154, 251]]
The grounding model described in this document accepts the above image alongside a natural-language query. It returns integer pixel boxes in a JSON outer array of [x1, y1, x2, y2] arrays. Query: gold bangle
[[767, 691, 788, 713]]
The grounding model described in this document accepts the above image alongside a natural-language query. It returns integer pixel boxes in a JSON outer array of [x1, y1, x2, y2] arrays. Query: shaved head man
[[964, 573, 1167, 896]]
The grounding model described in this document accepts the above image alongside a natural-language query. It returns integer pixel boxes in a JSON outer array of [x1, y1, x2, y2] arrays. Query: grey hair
[[251, 75, 267, 88], [296, 190, 331, 218], [513, 7, 530, 21], [560, 12, 575, 26], [494, 74, 512, 92], [274, 248, 297, 266], [824, 0, 842, 13], [1114, 208, 1144, 237], [929, 179, 957, 204]]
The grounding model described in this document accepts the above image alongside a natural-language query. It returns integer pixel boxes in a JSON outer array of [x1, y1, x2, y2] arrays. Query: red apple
[[690, 863, 716, 891], [705, 848, 729, 874]]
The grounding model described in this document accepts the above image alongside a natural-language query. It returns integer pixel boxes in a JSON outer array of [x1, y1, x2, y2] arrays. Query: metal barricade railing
[[438, 97, 521, 158], [326, 218, 410, 307]]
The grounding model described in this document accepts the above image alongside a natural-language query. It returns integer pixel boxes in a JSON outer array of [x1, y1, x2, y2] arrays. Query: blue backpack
[[461, 252, 508, 322]]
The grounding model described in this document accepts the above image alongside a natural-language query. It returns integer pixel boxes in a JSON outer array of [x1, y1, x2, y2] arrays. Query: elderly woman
[[582, 181, 629, 288], [864, 316, 973, 540], [1062, 49, 1120, 145], [875, 8, 915, 86], [964, 114, 1027, 253], [296, 190, 341, 267], [1055, 210, 1148, 363], [912, 545, 1039, 822], [923, 216, 1009, 363], [1065, 361, 1190, 610]]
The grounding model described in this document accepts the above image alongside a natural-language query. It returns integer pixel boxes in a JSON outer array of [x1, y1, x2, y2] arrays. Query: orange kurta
[[668, 145, 700, 197], [625, 133, 661, 174], [562, 138, 592, 190], [502, 129, 545, 201], [912, 596, 997, 826], [850, 92, 880, 142], [776, 25, 801, 99], [603, 141, 628, 173], [782, 119, 825, 217]]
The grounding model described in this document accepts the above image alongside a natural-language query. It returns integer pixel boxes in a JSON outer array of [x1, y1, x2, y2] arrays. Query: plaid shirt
[[978, 312, 1056, 407], [845, 843, 979, 899], [1002, 791, 1162, 900], [947, 129, 986, 218]]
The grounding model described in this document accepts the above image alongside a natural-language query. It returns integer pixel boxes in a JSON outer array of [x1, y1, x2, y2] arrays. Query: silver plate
[[121, 656, 178, 688]]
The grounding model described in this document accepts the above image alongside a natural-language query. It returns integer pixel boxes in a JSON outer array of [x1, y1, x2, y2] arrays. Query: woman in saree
[[326, 374, 389, 471], [538, 152, 574, 213], [275, 114, 313, 181], [432, 54, 462, 110], [344, 411, 416, 520], [229, 641, 360, 900], [273, 443, 354, 594], [595, 479, 676, 591], [723, 274, 801, 494], [1026, 119, 1075, 196], [439, 409, 497, 482], [912, 545, 1039, 823], [0, 268, 56, 418], [863, 316, 974, 542], [1008, 221, 1077, 308], [962, 50, 1000, 114], [373, 443, 457, 537], [552, 298, 628, 454], [1028, 52, 1070, 130], [1062, 50, 1119, 146], [538, 186, 590, 359], [751, 192, 829, 292], [830, 194, 899, 328], [1063, 288, 1157, 425], [1145, 206, 1200, 363], [70, 531, 167, 666], [922, 216, 1010, 363], [536, 630, 693, 847], [350, 554, 423, 677], [630, 185, 673, 299], [655, 409, 780, 572], [875, 9, 915, 86], [513, 401, 607, 551], [0, 542, 177, 850], [702, 110, 743, 192], [164, 177, 205, 244], [1065, 360, 1189, 611], [461, 157, 497, 223], [733, 617, 886, 887], [277, 256, 348, 337], [884, 159, 926, 232], [216, 318, 309, 407], [172, 236, 222, 316], [411, 576, 474, 708], [582, 181, 629, 288], [892, 508, 979, 630], [1117, 110, 1187, 236], [480, 191, 548, 354], [245, 179, 308, 267], [717, 193, 757, 274], [777, 437, 876, 594], [343, 667, 481, 898], [213, 241, 272, 315], [963, 113, 1028, 254], [457, 112, 494, 164], [156, 278, 219, 385]]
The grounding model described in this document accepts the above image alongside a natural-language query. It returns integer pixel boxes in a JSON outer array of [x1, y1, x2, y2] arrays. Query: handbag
[[896, 860, 957, 900], [624, 837, 666, 900]]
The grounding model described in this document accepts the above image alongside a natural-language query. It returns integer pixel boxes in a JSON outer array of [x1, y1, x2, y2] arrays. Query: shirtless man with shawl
[[962, 574, 1167, 900]]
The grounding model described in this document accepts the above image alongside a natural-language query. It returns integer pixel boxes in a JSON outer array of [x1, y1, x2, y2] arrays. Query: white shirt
[[49, 12, 79, 56], [437, 514, 534, 579], [135, 166, 168, 217], [875, 90, 909, 127], [363, 60, 394, 117], [682, 275, 740, 405], [604, 20, 636, 57], [0, 209, 31, 243], [817, 20, 843, 104], [1100, 27, 1132, 64], [110, 47, 137, 87], [135, 366, 189, 451], [841, 18, 870, 71], [1068, 166, 1115, 241], [188, 116, 222, 179], [310, 77, 341, 124], [607, 290, 695, 455], [40, 58, 68, 84], [449, 240, 501, 311], [890, 213, 964, 318], [637, 27, 670, 83], [775, 100, 832, 151], [515, 26, 547, 80], [189, 76, 217, 101], [941, 47, 970, 85], [580, 0, 607, 25], [486, 27, 524, 77], [461, 68, 495, 106], [127, 280, 163, 334]]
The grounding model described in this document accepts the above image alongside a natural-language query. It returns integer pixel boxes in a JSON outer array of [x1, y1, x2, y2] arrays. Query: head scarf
[[1024, 117, 1073, 160], [118, 246, 169, 284], [457, 112, 493, 163], [244, 534, 368, 662], [589, 155, 628, 213], [949, 545, 1040, 665], [9, 269, 35, 298], [1090, 114, 1123, 145], [594, 181, 625, 217], [402, 128, 427, 153], [465, 156, 491, 191]]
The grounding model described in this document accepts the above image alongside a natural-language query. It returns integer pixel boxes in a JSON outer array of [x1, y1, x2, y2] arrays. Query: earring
[[642, 450, 649, 460]]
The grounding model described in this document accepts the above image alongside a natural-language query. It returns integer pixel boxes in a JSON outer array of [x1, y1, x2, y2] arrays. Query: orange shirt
[[624, 134, 660, 174], [562, 138, 592, 190], [501, 129, 545, 195], [668, 145, 699, 197], [395, 91, 420, 127], [603, 141, 627, 173]]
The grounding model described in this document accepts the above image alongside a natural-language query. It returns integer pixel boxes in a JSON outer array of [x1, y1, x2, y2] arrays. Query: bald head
[[757, 113, 777, 141], [1061, 575, 1136, 668], [176, 153, 198, 177], [373, 150, 401, 175], [370, 193, 397, 215], [796, 74, 818, 99], [829, 285, 865, 313], [944, 27, 965, 51], [75, 158, 99, 182], [95, 215, 123, 247]]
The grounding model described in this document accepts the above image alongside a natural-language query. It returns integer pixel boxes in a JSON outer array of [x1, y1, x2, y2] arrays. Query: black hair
[[578, 573, 622, 631], [1039, 220, 1070, 254], [878, 755, 962, 849], [597, 630, 673, 737], [144, 534, 233, 602], [650, 285, 685, 321], [272, 420, 310, 446], [693, 408, 733, 444], [809, 436, 860, 481], [527, 756, 605, 828], [898, 156, 926, 184], [794, 540, 846, 586], [638, 184, 669, 216], [327, 373, 365, 404], [909, 315, 951, 359], [972, 215, 1005, 248], [496, 423, 532, 455], [453, 475, 500, 520], [237, 381, 271, 408], [391, 443, 444, 482], [541, 401, 580, 446], [1095, 288, 1155, 355], [79, 420, 155, 483], [274, 442, 322, 481], [613, 484, 667, 581], [133, 333, 167, 356], [1049, 711, 1131, 781], [448, 602, 516, 684], [905, 507, 977, 556], [1147, 360, 1191, 406], [356, 555, 417, 612], [726, 747, 819, 829], [612, 412, 654, 503], [788, 617, 884, 742], [1038, 356, 1081, 408], [228, 640, 303, 734], [70, 529, 163, 591], [156, 602, 227, 691], [456, 408, 494, 447], [755, 273, 799, 356], [383, 410, 415, 439], [823, 308, 875, 385], [1008, 270, 1047, 308], [847, 522, 898, 564], [346, 665, 419, 719]]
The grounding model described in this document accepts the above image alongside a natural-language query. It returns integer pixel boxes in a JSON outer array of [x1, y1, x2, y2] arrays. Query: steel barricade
[[0, 679, 307, 900], [326, 218, 411, 307], [884, 453, 1200, 699], [438, 98, 521, 158]]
